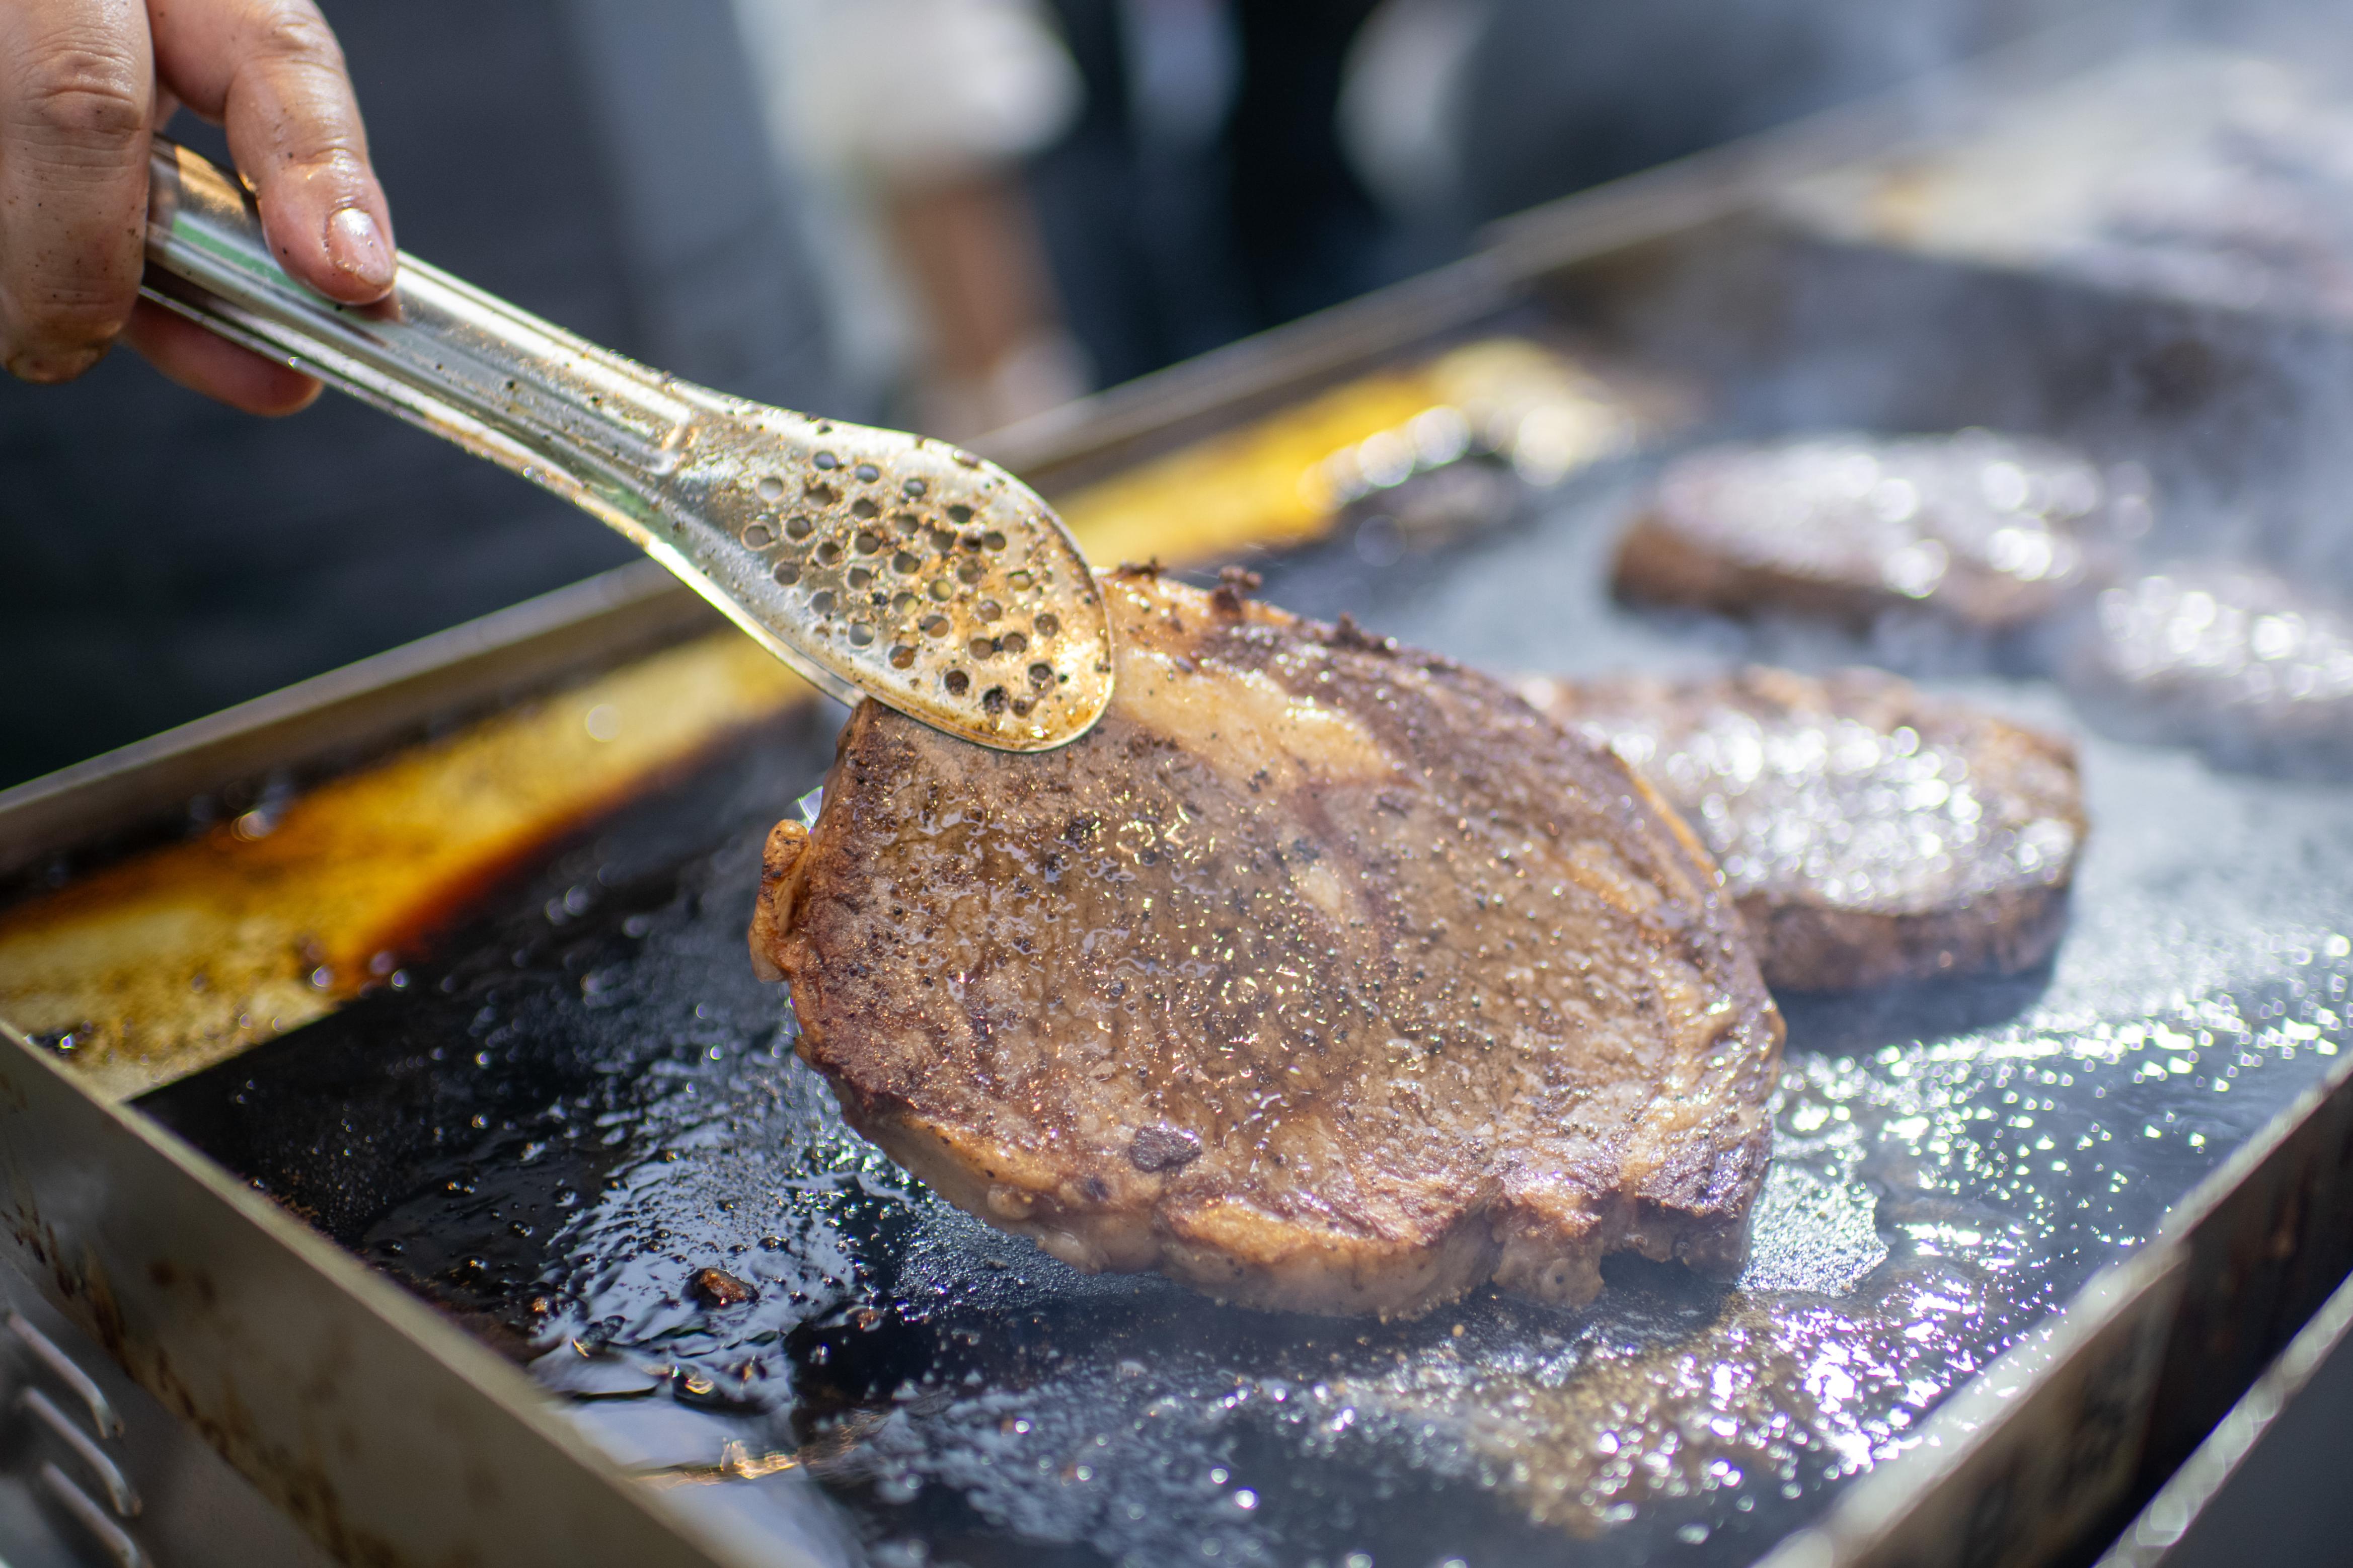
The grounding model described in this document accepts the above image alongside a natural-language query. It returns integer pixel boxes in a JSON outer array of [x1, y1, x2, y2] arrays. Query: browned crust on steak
[[1733, 881, 2072, 993], [1613, 509, 1880, 625], [1525, 666, 2087, 991], [754, 576, 1784, 1317]]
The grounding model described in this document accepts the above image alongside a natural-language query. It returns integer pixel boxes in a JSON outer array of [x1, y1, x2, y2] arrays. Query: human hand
[[1, 0, 392, 414]]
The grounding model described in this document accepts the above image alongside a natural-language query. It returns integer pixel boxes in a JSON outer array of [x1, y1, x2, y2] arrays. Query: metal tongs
[[140, 139, 1113, 752]]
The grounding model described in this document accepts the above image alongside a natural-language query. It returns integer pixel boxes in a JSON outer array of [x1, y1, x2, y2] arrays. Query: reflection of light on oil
[[440, 761, 2353, 1564]]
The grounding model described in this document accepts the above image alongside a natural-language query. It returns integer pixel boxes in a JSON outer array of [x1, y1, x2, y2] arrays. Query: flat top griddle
[[135, 422, 2353, 1565]]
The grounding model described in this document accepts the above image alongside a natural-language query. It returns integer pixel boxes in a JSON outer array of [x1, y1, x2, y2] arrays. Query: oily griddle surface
[[140, 465, 2353, 1567], [762, 574, 1779, 1318]]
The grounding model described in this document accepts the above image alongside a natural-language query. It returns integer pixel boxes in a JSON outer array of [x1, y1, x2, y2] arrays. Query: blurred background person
[[1022, 0, 1397, 387], [736, 0, 1093, 443]]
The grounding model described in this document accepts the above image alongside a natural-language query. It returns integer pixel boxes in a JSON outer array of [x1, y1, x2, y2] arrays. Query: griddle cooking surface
[[143, 466, 2353, 1567]]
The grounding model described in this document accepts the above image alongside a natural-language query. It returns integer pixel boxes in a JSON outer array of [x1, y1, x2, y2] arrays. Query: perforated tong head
[[139, 139, 1113, 752]]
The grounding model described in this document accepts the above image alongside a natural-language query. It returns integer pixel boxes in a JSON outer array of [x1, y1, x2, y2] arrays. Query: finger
[[0, 0, 155, 383], [149, 0, 393, 303], [151, 82, 179, 127], [124, 295, 320, 413]]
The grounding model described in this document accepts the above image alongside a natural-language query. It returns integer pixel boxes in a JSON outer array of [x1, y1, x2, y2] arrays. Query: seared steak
[[1613, 431, 2110, 630], [751, 573, 1783, 1317], [1523, 667, 2085, 991], [2064, 564, 2353, 774]]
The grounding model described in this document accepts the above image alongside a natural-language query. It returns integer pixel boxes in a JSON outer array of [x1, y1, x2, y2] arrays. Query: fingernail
[[326, 206, 394, 289]]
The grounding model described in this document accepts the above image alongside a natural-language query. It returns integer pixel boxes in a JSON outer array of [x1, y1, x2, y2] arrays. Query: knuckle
[[7, 348, 107, 384], [245, 5, 346, 70], [11, 285, 130, 343], [14, 44, 146, 147], [226, 5, 366, 172], [2, 293, 119, 380]]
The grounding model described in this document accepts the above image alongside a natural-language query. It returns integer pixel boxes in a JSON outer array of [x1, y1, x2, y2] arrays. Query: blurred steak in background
[[1612, 431, 2121, 632]]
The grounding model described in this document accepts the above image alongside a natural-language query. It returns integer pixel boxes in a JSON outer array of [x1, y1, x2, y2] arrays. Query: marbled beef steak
[[750, 573, 1782, 1317]]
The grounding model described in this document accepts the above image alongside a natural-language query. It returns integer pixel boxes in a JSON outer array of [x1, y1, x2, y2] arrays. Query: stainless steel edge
[[2127, 1021, 2353, 1491], [1761, 1043, 2353, 1568], [1756, 1247, 2188, 1568], [0, 559, 717, 883], [0, 1021, 822, 1568], [2097, 1268, 2353, 1566], [4, 1265, 347, 1568]]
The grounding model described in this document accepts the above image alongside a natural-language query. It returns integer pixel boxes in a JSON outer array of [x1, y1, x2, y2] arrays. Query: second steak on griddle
[[752, 574, 1783, 1318], [1524, 667, 2086, 991]]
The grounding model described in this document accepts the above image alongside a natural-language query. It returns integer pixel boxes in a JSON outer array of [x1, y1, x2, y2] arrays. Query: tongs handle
[[140, 137, 697, 557]]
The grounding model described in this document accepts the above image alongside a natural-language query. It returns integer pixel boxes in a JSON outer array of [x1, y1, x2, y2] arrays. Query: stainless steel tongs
[[139, 139, 1113, 752]]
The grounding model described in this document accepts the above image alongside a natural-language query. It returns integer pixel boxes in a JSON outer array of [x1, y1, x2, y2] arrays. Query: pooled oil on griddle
[[141, 464, 2353, 1568]]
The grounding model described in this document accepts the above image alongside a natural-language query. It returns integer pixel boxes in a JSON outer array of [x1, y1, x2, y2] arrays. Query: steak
[[750, 573, 1783, 1317], [1522, 666, 2086, 991], [1613, 431, 2112, 630], [2063, 564, 2353, 775]]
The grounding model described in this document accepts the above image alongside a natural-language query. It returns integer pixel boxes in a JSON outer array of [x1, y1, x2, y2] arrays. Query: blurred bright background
[[0, 0, 2131, 787]]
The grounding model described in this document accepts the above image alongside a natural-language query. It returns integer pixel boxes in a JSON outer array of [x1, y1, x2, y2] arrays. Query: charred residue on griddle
[[134, 714, 851, 1354], [688, 1268, 758, 1309]]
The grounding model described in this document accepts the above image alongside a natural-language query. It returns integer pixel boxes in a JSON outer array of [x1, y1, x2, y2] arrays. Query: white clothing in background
[[732, 0, 1086, 427], [739, 0, 1081, 182], [1337, 0, 1490, 222]]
